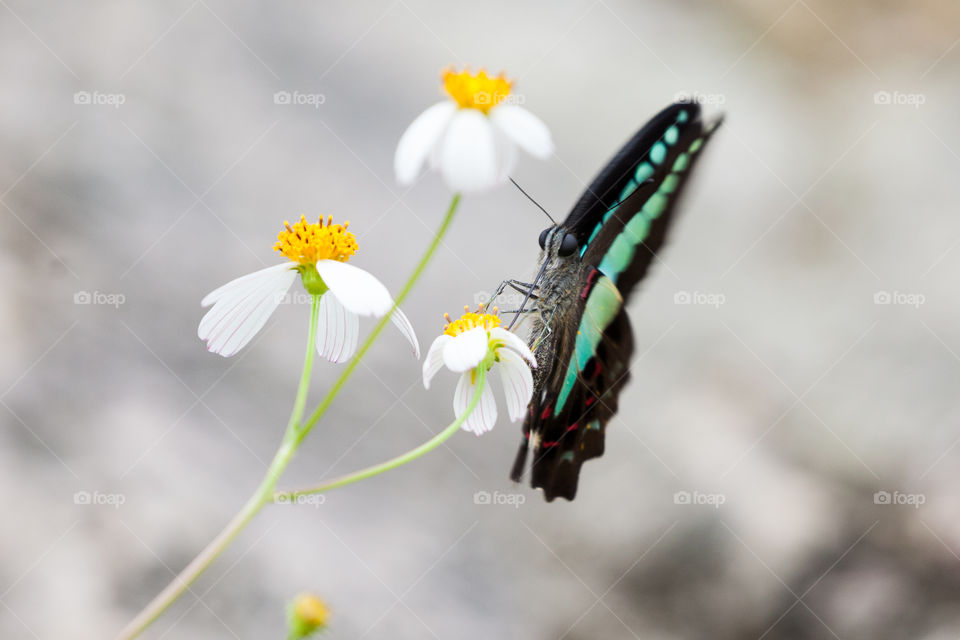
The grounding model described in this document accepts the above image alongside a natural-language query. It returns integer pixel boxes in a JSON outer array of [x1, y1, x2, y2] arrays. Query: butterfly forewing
[[511, 101, 722, 501]]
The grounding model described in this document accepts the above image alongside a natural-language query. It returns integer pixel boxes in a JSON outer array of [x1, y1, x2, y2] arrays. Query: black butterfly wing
[[511, 102, 722, 501]]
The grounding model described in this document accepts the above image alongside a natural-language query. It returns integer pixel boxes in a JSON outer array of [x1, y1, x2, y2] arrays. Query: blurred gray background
[[3, 0, 960, 638]]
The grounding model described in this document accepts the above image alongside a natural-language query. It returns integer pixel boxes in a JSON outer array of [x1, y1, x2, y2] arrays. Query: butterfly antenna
[[509, 177, 555, 225]]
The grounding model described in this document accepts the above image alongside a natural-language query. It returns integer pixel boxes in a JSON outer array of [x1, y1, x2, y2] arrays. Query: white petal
[[497, 348, 534, 422], [489, 104, 554, 159], [395, 101, 457, 186], [390, 308, 420, 358], [454, 371, 498, 436], [316, 292, 359, 363], [422, 335, 452, 389], [493, 125, 518, 183], [489, 327, 536, 368], [200, 263, 295, 308], [314, 260, 393, 317], [438, 109, 500, 193], [198, 265, 297, 357], [442, 326, 489, 372]]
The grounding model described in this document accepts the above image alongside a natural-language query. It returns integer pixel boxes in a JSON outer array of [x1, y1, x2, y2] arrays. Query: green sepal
[[298, 264, 329, 297]]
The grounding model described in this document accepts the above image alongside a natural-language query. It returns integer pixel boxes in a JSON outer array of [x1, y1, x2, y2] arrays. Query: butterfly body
[[508, 101, 722, 501]]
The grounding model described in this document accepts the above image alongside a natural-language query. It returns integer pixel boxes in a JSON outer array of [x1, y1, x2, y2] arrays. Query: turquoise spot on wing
[[677, 110, 689, 123], [642, 192, 669, 219], [584, 223, 602, 255], [586, 420, 601, 431], [624, 212, 650, 244], [556, 362, 578, 411], [560, 451, 575, 463], [672, 153, 689, 172], [664, 125, 679, 145], [619, 179, 638, 203], [650, 142, 667, 165], [689, 137, 704, 153], [556, 276, 623, 412], [661, 173, 680, 194], [598, 233, 635, 282], [634, 162, 653, 183]]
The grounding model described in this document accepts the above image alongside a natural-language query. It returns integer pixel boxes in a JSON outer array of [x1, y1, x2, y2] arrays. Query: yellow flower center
[[443, 68, 512, 114], [443, 306, 502, 337], [274, 215, 358, 265]]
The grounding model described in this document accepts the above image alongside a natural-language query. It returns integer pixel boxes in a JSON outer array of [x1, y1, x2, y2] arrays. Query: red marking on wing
[[580, 268, 600, 300], [585, 396, 595, 406], [541, 406, 552, 420], [566, 423, 579, 432]]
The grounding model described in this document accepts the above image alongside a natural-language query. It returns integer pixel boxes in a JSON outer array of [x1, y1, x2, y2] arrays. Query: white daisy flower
[[199, 215, 419, 361], [422, 307, 536, 435], [395, 67, 554, 193]]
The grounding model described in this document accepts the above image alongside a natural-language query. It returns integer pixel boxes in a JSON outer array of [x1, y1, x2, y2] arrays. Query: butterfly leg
[[497, 306, 539, 315], [504, 280, 538, 296], [484, 279, 540, 313], [530, 305, 558, 349]]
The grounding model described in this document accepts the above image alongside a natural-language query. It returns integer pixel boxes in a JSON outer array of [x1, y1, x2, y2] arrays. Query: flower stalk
[[277, 366, 486, 501]]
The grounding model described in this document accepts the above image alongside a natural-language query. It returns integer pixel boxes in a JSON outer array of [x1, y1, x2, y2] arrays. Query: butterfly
[[496, 101, 722, 501]]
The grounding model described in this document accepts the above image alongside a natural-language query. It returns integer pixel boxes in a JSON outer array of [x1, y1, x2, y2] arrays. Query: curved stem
[[276, 368, 486, 500], [293, 192, 461, 445], [116, 294, 322, 640], [288, 294, 321, 435]]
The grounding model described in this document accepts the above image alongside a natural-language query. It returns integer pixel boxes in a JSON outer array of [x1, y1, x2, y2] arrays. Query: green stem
[[293, 192, 461, 446], [287, 294, 321, 436], [276, 368, 486, 500], [116, 294, 322, 640], [117, 194, 461, 639]]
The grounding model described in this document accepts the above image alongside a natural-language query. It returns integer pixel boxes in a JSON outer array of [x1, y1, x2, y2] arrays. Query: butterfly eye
[[558, 233, 579, 257], [538, 228, 551, 250]]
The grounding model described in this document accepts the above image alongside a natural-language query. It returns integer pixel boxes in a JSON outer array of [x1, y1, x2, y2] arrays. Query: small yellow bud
[[287, 593, 329, 638]]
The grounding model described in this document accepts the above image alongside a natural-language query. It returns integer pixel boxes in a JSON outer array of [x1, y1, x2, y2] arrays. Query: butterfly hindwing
[[512, 268, 635, 500]]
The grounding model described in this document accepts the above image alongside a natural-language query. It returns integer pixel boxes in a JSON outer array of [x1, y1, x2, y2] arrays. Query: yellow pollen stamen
[[442, 67, 512, 114], [443, 306, 502, 337], [274, 215, 358, 265]]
